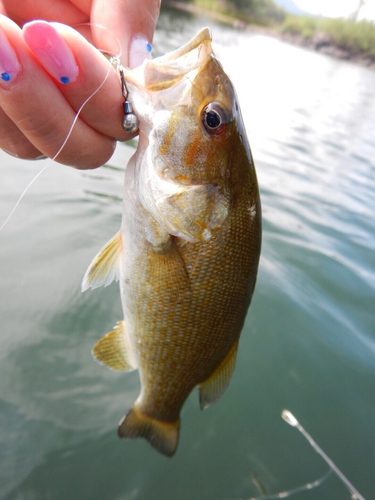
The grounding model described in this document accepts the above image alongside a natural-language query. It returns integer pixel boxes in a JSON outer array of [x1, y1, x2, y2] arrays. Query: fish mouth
[[124, 28, 213, 92], [153, 27, 212, 65]]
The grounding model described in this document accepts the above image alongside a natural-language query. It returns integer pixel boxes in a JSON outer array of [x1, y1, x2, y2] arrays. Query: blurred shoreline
[[164, 1, 375, 70]]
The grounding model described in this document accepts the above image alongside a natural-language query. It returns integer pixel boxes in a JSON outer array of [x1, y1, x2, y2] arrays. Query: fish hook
[[119, 68, 139, 134], [120, 69, 129, 100]]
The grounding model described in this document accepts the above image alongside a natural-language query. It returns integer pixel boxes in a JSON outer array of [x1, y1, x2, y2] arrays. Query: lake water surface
[[1, 6, 374, 500]]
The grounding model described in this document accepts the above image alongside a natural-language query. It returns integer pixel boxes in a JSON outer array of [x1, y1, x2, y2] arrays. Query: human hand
[[0, 0, 161, 168]]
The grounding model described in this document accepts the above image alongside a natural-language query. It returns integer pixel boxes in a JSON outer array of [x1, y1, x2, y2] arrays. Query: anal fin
[[198, 340, 239, 410], [92, 321, 136, 372], [82, 230, 122, 291], [118, 406, 180, 457]]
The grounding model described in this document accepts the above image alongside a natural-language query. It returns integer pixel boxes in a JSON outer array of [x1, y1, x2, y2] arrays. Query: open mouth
[[154, 27, 212, 64], [124, 28, 214, 92]]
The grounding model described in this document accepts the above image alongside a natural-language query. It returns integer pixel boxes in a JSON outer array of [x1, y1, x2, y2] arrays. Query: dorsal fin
[[81, 230, 122, 291], [92, 321, 137, 372], [198, 340, 239, 410]]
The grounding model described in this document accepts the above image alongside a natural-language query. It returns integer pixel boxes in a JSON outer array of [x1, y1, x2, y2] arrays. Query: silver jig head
[[120, 69, 139, 134]]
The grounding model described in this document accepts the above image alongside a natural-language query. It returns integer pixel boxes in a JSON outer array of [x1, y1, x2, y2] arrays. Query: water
[[1, 7, 375, 500]]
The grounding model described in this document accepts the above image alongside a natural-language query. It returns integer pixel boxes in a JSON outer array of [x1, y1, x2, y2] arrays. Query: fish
[[82, 28, 261, 457]]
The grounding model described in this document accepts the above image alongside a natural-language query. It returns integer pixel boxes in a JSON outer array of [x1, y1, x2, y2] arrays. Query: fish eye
[[202, 102, 228, 136]]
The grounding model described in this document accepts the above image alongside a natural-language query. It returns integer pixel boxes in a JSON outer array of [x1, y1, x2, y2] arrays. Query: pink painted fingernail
[[0, 27, 21, 84], [129, 35, 152, 69], [23, 21, 78, 84]]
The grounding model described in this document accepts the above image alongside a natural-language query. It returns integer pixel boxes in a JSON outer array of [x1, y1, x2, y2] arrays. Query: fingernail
[[129, 35, 152, 69], [0, 27, 21, 85], [23, 21, 78, 84]]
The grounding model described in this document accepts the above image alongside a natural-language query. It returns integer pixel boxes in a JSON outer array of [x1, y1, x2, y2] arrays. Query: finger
[[2, 0, 88, 26], [0, 18, 43, 158], [0, 107, 43, 159], [23, 21, 128, 142], [91, 0, 161, 67], [0, 16, 115, 169], [2, 0, 95, 47], [0, 1, 7, 16], [68, 0, 91, 17], [0, 14, 42, 158]]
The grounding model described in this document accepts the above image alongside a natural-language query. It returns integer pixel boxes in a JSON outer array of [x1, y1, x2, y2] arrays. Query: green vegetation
[[166, 0, 375, 62], [177, 0, 286, 25], [281, 15, 375, 58], [223, 0, 285, 24]]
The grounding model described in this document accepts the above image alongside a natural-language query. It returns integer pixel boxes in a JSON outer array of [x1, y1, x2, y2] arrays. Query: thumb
[[90, 0, 160, 68]]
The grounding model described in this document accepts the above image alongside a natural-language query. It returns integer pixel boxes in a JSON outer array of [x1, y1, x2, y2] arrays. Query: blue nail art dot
[[146, 43, 152, 53], [60, 76, 70, 84], [1, 72, 11, 82]]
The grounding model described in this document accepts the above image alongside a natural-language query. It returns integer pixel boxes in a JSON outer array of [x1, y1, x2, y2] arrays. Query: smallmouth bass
[[82, 28, 261, 457]]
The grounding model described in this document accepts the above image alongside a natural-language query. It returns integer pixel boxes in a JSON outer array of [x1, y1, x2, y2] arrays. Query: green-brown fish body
[[82, 29, 261, 457]]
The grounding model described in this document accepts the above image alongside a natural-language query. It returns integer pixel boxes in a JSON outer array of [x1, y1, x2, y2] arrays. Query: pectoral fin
[[81, 230, 122, 292], [92, 321, 137, 372], [147, 236, 190, 302], [198, 340, 239, 410]]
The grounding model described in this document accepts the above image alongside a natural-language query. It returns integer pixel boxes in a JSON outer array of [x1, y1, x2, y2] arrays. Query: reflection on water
[[1, 7, 375, 500]]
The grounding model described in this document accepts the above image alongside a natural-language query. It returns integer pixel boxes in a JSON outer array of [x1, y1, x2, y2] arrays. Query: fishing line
[[240, 410, 366, 500], [281, 409, 366, 500], [0, 23, 123, 233], [248, 469, 333, 500]]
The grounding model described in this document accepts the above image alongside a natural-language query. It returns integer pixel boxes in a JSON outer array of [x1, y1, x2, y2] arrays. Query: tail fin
[[118, 407, 180, 457]]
